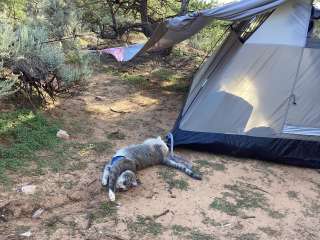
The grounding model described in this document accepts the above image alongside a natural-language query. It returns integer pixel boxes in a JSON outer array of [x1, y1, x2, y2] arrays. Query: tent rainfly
[[104, 0, 320, 168]]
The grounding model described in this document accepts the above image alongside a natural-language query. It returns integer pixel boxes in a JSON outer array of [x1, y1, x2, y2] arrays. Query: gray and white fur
[[101, 136, 201, 201]]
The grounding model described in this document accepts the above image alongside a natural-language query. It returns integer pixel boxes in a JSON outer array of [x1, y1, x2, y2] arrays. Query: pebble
[[19, 185, 36, 194], [56, 129, 70, 140], [32, 208, 44, 219], [20, 230, 32, 237], [95, 96, 106, 101]]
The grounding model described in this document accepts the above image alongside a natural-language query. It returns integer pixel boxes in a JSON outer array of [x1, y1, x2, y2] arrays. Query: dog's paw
[[108, 189, 116, 202], [101, 166, 110, 186], [101, 176, 108, 186]]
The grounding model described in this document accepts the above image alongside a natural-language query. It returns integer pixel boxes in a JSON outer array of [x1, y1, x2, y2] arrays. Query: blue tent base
[[170, 128, 320, 169]]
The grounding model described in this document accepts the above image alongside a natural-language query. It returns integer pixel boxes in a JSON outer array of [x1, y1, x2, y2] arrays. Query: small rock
[[146, 191, 158, 199], [95, 96, 106, 101], [19, 185, 36, 195], [67, 191, 83, 201], [20, 230, 32, 237], [170, 194, 176, 198], [56, 129, 70, 140], [32, 208, 44, 219]]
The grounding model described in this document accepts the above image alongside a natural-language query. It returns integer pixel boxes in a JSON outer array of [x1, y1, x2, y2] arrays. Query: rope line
[[167, 132, 174, 157]]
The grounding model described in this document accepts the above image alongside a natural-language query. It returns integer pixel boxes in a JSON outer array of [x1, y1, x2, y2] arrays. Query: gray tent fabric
[[285, 48, 320, 134], [182, 0, 313, 137], [180, 43, 304, 137], [102, 0, 287, 61], [246, 0, 312, 46], [168, 0, 320, 168], [179, 0, 320, 140], [183, 31, 243, 117], [180, 0, 314, 138]]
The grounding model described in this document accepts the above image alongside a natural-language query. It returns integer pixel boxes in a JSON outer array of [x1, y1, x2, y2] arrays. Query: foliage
[[193, 159, 226, 175], [77, 0, 219, 39], [188, 0, 228, 52], [0, 62, 18, 97], [0, 110, 60, 183], [107, 131, 126, 140], [0, 0, 28, 21], [121, 73, 150, 88], [188, 20, 228, 52], [209, 181, 286, 219], [171, 224, 215, 240], [0, 78, 17, 97], [0, 23, 16, 59], [0, 109, 112, 184], [99, 201, 118, 216], [44, 0, 81, 40], [0, 0, 96, 104], [157, 167, 189, 190], [0, 0, 228, 103], [127, 215, 164, 237]]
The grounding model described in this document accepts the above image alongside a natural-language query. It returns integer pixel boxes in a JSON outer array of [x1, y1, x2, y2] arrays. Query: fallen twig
[[104, 233, 129, 240], [86, 212, 94, 230], [241, 215, 256, 219], [93, 226, 130, 240], [87, 179, 97, 187], [110, 107, 129, 114], [152, 209, 170, 220], [220, 223, 232, 227], [245, 183, 270, 194]]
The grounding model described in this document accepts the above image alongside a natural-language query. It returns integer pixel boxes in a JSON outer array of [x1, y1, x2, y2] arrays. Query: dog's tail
[[164, 154, 202, 180]]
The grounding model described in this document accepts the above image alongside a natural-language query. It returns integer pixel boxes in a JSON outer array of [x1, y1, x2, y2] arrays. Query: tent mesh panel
[[232, 13, 272, 42]]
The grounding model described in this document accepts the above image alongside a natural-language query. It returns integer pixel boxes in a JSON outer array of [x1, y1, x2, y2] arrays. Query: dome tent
[[105, 0, 320, 168], [172, 0, 320, 168]]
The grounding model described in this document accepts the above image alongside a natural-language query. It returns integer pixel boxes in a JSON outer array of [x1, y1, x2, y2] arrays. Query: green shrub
[[0, 0, 96, 103], [0, 62, 18, 97], [0, 110, 60, 183], [188, 21, 228, 52], [0, 23, 15, 59]]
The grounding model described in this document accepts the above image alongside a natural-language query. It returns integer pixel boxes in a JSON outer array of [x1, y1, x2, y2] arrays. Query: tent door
[[283, 48, 320, 136]]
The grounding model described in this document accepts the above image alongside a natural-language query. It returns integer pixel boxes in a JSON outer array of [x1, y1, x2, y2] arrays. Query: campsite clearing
[[1, 55, 320, 240]]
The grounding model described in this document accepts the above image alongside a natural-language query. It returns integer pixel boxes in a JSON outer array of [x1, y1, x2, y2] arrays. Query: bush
[[0, 62, 18, 97], [0, 0, 97, 104], [0, 23, 15, 60], [188, 21, 228, 52]]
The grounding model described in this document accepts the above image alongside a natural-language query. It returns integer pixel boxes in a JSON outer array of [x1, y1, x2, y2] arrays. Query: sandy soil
[[1, 59, 320, 240]]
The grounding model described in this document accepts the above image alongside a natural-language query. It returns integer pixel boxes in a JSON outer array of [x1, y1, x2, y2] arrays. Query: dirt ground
[[1, 57, 320, 240]]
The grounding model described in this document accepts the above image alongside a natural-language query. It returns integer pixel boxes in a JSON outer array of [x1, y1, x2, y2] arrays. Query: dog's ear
[[157, 136, 162, 141]]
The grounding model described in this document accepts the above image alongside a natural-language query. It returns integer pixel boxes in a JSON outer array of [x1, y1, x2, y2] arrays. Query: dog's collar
[[110, 155, 125, 166]]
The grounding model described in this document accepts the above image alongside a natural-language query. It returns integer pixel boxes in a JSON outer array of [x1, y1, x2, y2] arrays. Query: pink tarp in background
[[100, 44, 144, 62]]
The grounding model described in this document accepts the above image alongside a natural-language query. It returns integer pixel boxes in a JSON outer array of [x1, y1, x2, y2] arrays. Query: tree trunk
[[180, 0, 190, 15], [107, 1, 119, 37], [139, 0, 153, 37]]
